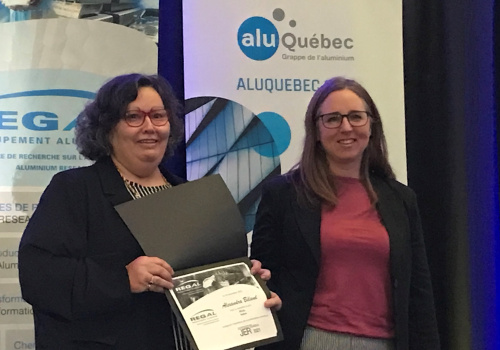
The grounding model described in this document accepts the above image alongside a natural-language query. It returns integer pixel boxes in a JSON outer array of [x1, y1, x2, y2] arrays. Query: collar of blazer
[[372, 176, 410, 280], [94, 157, 139, 206], [93, 157, 186, 207], [292, 198, 322, 266]]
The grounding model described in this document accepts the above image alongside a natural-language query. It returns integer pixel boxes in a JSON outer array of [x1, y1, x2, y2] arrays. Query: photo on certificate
[[166, 257, 283, 350]]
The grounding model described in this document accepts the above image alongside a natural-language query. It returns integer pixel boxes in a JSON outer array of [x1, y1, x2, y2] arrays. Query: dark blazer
[[251, 173, 440, 350], [18, 157, 185, 350]]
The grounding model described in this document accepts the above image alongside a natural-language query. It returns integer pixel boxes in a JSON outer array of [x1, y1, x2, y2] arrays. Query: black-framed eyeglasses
[[316, 110, 371, 129], [123, 108, 169, 127]]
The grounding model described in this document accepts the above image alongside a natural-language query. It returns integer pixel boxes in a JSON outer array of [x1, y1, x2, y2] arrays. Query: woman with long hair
[[251, 77, 440, 350]]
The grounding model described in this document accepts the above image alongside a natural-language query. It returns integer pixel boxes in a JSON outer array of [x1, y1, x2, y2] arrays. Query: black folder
[[115, 174, 248, 270]]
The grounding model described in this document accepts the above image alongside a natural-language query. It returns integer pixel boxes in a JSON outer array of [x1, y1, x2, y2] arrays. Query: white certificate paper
[[166, 258, 282, 350]]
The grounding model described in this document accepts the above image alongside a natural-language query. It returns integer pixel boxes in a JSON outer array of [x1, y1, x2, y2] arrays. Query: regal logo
[[175, 280, 201, 292], [190, 309, 217, 323], [0, 89, 95, 131]]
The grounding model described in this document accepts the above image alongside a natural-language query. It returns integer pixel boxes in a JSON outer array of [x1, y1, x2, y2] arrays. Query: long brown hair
[[292, 76, 395, 207]]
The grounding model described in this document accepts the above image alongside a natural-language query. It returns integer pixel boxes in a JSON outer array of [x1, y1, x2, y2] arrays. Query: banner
[[0, 3, 158, 347], [182, 1, 405, 231]]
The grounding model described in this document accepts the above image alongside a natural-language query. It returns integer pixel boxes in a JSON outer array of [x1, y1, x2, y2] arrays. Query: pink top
[[307, 177, 395, 338]]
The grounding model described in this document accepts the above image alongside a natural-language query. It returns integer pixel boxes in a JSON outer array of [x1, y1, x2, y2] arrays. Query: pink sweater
[[307, 177, 395, 339]]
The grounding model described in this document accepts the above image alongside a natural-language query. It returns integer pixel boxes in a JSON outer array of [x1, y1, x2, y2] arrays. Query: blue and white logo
[[237, 16, 279, 61]]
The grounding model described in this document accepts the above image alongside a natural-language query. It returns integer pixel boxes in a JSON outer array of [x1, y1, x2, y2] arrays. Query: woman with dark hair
[[251, 77, 440, 350], [18, 73, 280, 349], [74, 73, 183, 162]]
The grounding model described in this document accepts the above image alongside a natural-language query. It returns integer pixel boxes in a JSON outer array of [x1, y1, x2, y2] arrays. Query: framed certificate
[[115, 175, 283, 349], [166, 257, 283, 350]]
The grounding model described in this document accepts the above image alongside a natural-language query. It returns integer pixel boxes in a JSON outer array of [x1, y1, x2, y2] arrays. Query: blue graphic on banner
[[0, 69, 105, 187], [184, 97, 290, 231], [0, 89, 96, 100], [237, 16, 279, 61], [255, 112, 290, 156]]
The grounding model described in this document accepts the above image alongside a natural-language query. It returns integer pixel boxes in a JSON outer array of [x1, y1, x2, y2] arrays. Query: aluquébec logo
[[237, 8, 355, 62], [237, 8, 289, 61]]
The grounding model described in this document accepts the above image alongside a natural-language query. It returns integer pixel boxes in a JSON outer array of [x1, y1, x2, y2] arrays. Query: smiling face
[[109, 86, 170, 173], [317, 89, 371, 175]]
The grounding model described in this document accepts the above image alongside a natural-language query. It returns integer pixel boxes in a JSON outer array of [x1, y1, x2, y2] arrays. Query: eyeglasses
[[316, 111, 371, 129], [123, 108, 169, 127]]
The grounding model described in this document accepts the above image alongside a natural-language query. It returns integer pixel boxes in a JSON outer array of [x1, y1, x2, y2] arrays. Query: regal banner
[[182, 0, 405, 231], [0, 2, 158, 347]]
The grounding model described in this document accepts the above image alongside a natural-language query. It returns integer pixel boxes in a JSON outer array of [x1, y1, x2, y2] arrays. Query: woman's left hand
[[250, 259, 271, 281]]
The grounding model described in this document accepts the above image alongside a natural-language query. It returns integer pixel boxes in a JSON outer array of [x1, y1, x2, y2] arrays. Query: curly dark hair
[[75, 73, 183, 161]]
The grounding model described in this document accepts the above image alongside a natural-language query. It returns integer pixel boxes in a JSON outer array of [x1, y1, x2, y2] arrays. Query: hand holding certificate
[[115, 175, 283, 350]]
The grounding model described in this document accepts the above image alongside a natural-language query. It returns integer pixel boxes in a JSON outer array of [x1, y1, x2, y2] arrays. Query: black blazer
[[18, 157, 184, 349], [251, 174, 440, 350]]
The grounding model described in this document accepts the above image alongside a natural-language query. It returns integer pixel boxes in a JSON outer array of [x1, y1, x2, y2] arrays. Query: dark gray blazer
[[19, 157, 184, 349], [251, 173, 440, 350]]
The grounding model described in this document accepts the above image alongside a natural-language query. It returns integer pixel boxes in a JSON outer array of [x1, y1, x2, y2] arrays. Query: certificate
[[166, 257, 283, 350], [115, 175, 283, 349]]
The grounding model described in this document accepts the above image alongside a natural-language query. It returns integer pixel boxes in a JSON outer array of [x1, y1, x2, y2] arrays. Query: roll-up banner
[[0, 1, 158, 347], [182, 1, 405, 232]]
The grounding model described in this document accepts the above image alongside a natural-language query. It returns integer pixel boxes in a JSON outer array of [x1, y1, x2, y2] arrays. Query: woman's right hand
[[126, 256, 174, 293]]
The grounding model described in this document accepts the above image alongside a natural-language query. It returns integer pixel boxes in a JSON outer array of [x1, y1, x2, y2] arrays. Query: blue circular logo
[[255, 112, 291, 157], [237, 17, 279, 61]]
